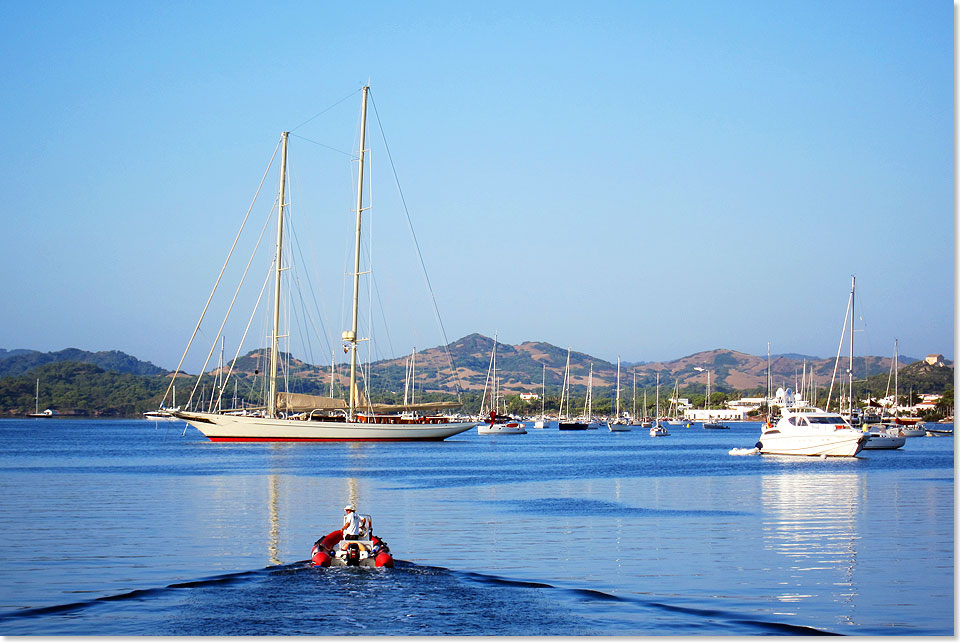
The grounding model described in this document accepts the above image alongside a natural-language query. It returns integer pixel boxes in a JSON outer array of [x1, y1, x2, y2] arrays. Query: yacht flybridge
[[167, 87, 476, 442]]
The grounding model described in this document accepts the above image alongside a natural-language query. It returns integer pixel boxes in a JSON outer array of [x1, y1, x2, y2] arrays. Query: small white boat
[[758, 407, 867, 457], [898, 425, 927, 438], [649, 374, 669, 436], [476, 334, 525, 435], [608, 358, 631, 431], [861, 424, 906, 450], [477, 413, 527, 435], [650, 421, 669, 437], [703, 420, 729, 429], [556, 348, 587, 430], [26, 379, 57, 418]]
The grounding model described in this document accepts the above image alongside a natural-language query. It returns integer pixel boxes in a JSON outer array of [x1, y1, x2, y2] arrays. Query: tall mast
[[585, 363, 593, 417], [267, 131, 289, 419], [541, 363, 546, 418], [766, 342, 771, 423], [894, 338, 899, 415], [656, 372, 660, 420], [560, 348, 571, 419], [848, 275, 855, 419], [615, 357, 621, 416], [492, 336, 498, 415], [346, 85, 369, 421]]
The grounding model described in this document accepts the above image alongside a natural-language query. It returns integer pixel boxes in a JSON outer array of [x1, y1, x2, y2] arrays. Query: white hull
[[759, 430, 865, 457], [532, 419, 550, 429], [862, 434, 906, 450], [608, 423, 631, 432], [477, 421, 527, 435], [175, 411, 476, 442]]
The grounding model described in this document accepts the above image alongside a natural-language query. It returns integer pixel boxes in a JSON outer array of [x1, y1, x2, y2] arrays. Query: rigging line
[[285, 194, 333, 360], [369, 274, 395, 362], [288, 133, 355, 158], [826, 291, 853, 413], [288, 216, 333, 358], [193, 198, 277, 409], [163, 138, 281, 409], [214, 264, 274, 412], [368, 89, 465, 401], [290, 88, 363, 133]]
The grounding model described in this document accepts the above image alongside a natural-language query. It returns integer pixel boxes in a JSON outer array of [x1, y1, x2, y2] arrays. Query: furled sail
[[276, 392, 348, 412], [275, 391, 461, 414]]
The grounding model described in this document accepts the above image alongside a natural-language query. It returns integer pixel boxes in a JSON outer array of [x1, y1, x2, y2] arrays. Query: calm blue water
[[0, 418, 953, 635]]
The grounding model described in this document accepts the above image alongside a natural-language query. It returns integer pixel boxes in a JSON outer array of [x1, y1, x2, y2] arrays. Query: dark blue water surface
[[0, 419, 953, 635]]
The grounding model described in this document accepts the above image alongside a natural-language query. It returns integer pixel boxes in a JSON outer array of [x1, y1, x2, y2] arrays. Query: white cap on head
[[344, 504, 354, 511]]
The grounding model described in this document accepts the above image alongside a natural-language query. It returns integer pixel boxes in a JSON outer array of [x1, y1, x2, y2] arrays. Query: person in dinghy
[[311, 505, 394, 568]]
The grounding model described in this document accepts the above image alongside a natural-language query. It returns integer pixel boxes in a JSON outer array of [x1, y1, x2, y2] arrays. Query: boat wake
[[0, 560, 838, 635], [454, 567, 838, 636], [729, 447, 760, 456]]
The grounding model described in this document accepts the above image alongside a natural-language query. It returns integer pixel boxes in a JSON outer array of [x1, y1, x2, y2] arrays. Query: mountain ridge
[[203, 333, 941, 395]]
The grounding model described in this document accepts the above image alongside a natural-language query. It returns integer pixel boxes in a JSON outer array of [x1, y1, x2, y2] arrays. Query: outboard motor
[[345, 542, 361, 566]]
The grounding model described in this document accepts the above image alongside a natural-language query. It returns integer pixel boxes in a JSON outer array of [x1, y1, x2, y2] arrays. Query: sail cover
[[276, 392, 348, 412], [275, 391, 461, 414]]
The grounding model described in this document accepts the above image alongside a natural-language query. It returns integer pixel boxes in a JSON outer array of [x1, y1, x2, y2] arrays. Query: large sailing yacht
[[170, 87, 476, 441]]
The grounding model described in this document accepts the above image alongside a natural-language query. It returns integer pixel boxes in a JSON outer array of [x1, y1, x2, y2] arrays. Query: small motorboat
[[311, 529, 394, 568], [477, 412, 527, 435], [861, 424, 906, 450]]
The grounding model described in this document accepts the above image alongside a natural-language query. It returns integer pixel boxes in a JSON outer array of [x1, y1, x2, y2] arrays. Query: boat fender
[[312, 550, 332, 567], [375, 551, 394, 568], [755, 441, 762, 450], [311, 542, 333, 567]]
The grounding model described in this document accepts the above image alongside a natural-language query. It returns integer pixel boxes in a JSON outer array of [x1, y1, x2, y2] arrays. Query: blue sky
[[1, 1, 953, 373]]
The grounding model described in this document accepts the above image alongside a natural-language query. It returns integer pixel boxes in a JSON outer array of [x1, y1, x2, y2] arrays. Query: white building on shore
[[685, 408, 750, 421]]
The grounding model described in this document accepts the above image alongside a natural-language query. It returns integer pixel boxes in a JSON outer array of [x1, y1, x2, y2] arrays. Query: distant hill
[[219, 334, 939, 397], [0, 348, 167, 377], [0, 338, 949, 417], [0, 349, 36, 361], [0, 361, 178, 416], [856, 358, 954, 397]]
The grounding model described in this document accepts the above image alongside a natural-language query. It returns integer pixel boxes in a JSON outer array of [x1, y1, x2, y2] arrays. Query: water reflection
[[267, 474, 280, 565], [761, 472, 861, 611]]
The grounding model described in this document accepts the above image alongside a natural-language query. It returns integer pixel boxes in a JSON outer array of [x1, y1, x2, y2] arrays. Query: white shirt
[[342, 511, 361, 536]]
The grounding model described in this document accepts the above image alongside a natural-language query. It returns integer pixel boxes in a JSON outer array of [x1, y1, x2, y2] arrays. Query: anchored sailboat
[[170, 87, 476, 441]]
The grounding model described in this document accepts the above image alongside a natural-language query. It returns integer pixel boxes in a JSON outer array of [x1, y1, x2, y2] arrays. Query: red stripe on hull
[[207, 436, 446, 442]]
